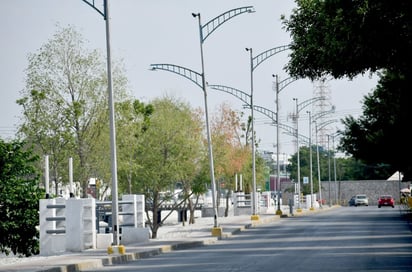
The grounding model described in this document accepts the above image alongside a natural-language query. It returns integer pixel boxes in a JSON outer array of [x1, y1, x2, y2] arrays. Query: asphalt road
[[83, 206, 412, 272]]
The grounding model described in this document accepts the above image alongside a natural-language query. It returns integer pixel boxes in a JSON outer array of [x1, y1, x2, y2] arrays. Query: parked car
[[354, 194, 369, 206], [348, 196, 356, 206], [378, 195, 395, 208]]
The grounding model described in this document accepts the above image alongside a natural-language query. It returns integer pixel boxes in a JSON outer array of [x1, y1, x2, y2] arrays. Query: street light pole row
[[152, 6, 254, 234], [311, 107, 336, 208], [306, 111, 314, 210], [273, 75, 298, 215], [314, 118, 337, 208], [209, 44, 289, 220], [292, 96, 325, 212], [244, 46, 290, 219]]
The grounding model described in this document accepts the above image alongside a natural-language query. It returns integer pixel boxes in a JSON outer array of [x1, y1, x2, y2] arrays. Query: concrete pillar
[[39, 198, 66, 256], [65, 198, 96, 251], [122, 194, 145, 228]]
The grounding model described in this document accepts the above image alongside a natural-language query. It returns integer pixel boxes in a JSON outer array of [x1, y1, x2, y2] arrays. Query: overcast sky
[[0, 0, 378, 157]]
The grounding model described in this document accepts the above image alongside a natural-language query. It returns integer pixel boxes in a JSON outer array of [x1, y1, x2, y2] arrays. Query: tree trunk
[[225, 190, 231, 217], [188, 198, 195, 224]]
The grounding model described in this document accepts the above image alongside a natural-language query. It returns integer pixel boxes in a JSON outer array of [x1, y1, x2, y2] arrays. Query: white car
[[354, 194, 369, 206]]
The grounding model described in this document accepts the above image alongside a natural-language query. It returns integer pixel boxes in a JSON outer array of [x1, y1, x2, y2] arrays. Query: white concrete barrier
[[39, 194, 146, 255], [39, 198, 66, 256], [65, 198, 96, 252]]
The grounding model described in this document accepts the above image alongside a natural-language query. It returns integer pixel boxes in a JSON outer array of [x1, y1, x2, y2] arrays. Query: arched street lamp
[[245, 47, 259, 220], [207, 84, 310, 144], [82, 0, 120, 245], [208, 84, 311, 216], [152, 6, 254, 235], [326, 132, 340, 206], [273, 75, 297, 215], [307, 111, 314, 210], [327, 134, 332, 206], [331, 132, 341, 204], [292, 96, 325, 212], [244, 45, 290, 220], [313, 117, 336, 208]]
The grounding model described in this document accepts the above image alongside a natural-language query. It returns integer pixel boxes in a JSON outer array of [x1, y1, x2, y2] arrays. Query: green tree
[[116, 99, 153, 195], [0, 139, 43, 257], [134, 96, 204, 238], [17, 25, 129, 197], [339, 71, 406, 178], [282, 0, 411, 79], [282, 0, 412, 180], [288, 144, 392, 194]]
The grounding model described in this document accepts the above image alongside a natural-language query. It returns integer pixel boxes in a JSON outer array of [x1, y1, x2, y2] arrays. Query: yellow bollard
[[211, 226, 223, 237], [107, 246, 114, 255], [107, 245, 126, 255], [118, 245, 126, 255], [251, 214, 260, 221]]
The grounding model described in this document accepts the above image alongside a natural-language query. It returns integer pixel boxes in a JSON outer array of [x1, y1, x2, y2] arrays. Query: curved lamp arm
[[194, 6, 255, 43], [150, 63, 203, 90]]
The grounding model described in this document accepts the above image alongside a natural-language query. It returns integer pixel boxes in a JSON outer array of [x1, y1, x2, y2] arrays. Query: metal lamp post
[[314, 120, 321, 208], [152, 6, 254, 233], [193, 7, 254, 230], [245, 45, 290, 219], [292, 97, 325, 212], [327, 134, 332, 206], [326, 132, 339, 206], [208, 84, 312, 217], [273, 75, 296, 215], [245, 47, 259, 220], [333, 135, 338, 204], [82, 0, 120, 245], [331, 132, 340, 204], [292, 98, 301, 211], [311, 108, 336, 208], [307, 111, 314, 210], [209, 44, 289, 220]]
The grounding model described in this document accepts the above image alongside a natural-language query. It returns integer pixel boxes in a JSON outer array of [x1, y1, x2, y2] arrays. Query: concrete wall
[[279, 180, 411, 206]]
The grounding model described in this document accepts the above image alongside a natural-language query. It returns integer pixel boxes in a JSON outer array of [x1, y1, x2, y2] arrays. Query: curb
[[40, 239, 219, 272], [10, 208, 339, 272]]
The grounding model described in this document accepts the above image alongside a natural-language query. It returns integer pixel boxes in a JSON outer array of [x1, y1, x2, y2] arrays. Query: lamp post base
[[211, 227, 223, 237], [251, 214, 260, 221]]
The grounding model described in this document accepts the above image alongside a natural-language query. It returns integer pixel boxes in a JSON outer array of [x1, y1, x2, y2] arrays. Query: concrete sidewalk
[[0, 206, 334, 272]]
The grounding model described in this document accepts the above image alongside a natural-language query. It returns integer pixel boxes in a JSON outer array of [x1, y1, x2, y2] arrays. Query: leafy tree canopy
[[283, 0, 412, 180], [339, 71, 411, 179], [17, 24, 129, 197], [283, 0, 412, 79], [0, 139, 43, 257]]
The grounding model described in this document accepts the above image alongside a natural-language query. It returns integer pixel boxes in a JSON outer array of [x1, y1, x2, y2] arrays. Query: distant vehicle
[[348, 196, 356, 206], [354, 194, 369, 206], [378, 195, 395, 208]]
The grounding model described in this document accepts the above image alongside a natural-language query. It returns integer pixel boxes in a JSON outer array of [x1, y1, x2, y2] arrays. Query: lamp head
[[192, 13, 199, 18], [245, 48, 251, 52]]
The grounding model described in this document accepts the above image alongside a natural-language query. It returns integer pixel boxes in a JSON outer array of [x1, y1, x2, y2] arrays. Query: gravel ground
[[0, 253, 49, 266]]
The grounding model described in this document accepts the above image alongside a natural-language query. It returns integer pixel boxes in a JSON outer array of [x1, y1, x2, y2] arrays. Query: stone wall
[[279, 180, 411, 207]]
